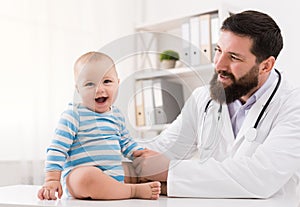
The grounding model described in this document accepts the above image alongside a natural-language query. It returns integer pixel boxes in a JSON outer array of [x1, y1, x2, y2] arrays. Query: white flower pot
[[160, 59, 176, 69]]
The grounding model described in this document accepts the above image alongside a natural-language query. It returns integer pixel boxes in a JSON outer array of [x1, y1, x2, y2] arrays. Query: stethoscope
[[201, 69, 281, 151]]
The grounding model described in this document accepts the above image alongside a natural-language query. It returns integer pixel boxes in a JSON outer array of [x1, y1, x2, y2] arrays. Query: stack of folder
[[135, 78, 184, 127], [181, 12, 219, 66]]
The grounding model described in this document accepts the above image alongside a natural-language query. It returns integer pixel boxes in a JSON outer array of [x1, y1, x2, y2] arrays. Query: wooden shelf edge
[[135, 63, 214, 80]]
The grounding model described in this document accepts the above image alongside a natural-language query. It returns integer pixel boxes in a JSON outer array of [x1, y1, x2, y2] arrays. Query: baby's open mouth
[[95, 97, 108, 103]]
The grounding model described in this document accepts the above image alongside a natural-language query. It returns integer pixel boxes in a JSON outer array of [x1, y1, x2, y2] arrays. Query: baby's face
[[76, 60, 119, 113]]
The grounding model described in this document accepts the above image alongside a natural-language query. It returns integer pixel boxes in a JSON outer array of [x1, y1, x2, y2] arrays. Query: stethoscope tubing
[[201, 69, 281, 150], [253, 68, 281, 128], [204, 68, 281, 130]]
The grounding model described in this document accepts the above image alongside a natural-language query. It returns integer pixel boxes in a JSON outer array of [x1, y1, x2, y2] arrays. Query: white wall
[[140, 0, 300, 86], [0, 0, 138, 160], [0, 0, 138, 185]]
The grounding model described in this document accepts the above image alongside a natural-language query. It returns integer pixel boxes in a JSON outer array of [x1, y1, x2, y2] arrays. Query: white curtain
[[0, 0, 137, 185]]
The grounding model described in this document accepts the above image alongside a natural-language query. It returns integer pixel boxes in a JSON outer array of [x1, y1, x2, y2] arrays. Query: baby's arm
[[38, 106, 78, 200], [37, 171, 62, 200]]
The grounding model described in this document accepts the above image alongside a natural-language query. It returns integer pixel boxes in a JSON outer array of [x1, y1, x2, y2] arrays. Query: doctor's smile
[[217, 71, 234, 86]]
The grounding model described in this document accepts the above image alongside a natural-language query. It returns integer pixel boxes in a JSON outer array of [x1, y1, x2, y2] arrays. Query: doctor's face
[[210, 30, 261, 104]]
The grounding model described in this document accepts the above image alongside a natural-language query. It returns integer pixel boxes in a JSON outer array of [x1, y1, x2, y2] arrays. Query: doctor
[[132, 10, 300, 198]]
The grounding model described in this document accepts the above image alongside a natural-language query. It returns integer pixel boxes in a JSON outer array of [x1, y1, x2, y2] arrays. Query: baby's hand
[[37, 181, 63, 200]]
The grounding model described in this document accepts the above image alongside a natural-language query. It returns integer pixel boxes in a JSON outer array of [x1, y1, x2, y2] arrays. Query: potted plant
[[160, 50, 179, 69]]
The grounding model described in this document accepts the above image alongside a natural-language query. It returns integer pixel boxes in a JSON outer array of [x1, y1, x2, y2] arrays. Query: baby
[[38, 51, 160, 200]]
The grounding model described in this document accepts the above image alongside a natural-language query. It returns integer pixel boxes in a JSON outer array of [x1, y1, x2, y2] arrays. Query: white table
[[0, 185, 299, 207]]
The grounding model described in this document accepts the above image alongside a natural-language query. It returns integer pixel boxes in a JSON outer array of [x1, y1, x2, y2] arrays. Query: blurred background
[[0, 0, 299, 186]]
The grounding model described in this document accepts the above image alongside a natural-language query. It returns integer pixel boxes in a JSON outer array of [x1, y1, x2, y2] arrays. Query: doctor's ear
[[260, 56, 275, 73]]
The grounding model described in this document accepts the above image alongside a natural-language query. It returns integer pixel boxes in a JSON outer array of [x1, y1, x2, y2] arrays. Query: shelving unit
[[132, 9, 231, 138], [135, 124, 170, 132]]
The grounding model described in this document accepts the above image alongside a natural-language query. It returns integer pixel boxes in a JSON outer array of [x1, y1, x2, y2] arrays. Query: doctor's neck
[[239, 87, 258, 104], [238, 71, 271, 104]]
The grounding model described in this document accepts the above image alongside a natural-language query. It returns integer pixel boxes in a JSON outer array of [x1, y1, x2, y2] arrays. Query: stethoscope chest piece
[[245, 127, 257, 142]]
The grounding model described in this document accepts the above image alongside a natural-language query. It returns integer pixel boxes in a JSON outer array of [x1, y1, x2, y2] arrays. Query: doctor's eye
[[230, 55, 242, 61], [214, 47, 221, 53]]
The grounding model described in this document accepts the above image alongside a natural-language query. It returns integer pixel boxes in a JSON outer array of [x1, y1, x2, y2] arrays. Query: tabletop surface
[[0, 185, 299, 207]]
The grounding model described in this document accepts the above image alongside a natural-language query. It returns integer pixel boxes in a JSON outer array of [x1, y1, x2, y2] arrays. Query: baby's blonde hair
[[74, 51, 116, 82]]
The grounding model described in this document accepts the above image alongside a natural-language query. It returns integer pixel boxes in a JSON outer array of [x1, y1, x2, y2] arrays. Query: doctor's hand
[[132, 149, 170, 182]]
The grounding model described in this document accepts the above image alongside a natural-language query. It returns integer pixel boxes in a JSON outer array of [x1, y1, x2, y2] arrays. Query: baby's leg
[[66, 166, 160, 200], [129, 182, 161, 200]]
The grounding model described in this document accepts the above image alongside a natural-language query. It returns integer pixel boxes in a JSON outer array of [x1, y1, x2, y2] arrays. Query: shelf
[[136, 17, 189, 32], [134, 124, 170, 132], [134, 63, 214, 80], [135, 10, 218, 32]]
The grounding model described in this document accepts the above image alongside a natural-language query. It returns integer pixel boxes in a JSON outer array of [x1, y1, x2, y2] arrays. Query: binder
[[135, 80, 145, 126], [181, 13, 216, 66], [152, 79, 184, 125], [199, 14, 212, 64], [181, 21, 191, 66], [189, 16, 201, 66], [210, 13, 220, 60], [135, 79, 184, 126], [142, 79, 155, 126]]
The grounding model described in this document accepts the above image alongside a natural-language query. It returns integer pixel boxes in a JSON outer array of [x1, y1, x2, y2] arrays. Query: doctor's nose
[[213, 52, 229, 73]]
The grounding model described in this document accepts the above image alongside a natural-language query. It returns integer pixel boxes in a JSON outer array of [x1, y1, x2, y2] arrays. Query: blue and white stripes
[[45, 103, 142, 183]]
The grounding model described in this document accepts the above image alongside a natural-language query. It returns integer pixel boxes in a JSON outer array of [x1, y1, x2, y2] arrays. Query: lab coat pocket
[[246, 141, 261, 156], [197, 125, 223, 161]]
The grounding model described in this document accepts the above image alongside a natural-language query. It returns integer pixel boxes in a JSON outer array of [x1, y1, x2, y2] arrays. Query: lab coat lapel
[[220, 103, 235, 145], [232, 83, 276, 149], [199, 101, 235, 160]]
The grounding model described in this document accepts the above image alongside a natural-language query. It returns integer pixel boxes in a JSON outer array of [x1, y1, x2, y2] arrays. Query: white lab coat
[[144, 72, 300, 199]]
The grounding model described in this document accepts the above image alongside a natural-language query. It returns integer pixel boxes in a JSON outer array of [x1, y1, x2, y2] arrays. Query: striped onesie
[[45, 103, 142, 193]]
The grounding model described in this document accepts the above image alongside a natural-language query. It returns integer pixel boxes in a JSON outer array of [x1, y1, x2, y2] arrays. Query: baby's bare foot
[[130, 181, 161, 200]]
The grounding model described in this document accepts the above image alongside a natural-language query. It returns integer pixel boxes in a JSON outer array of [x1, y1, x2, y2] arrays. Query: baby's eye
[[104, 79, 112, 84], [85, 82, 95, 87]]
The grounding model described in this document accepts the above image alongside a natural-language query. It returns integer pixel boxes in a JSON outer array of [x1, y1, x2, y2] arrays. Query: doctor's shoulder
[[283, 86, 300, 106], [278, 79, 300, 102], [271, 80, 300, 121]]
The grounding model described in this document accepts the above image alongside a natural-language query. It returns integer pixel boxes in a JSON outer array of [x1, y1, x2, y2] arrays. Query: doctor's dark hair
[[221, 10, 283, 63]]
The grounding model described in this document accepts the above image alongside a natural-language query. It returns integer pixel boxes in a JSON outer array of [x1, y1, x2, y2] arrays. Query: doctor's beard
[[209, 65, 259, 104]]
